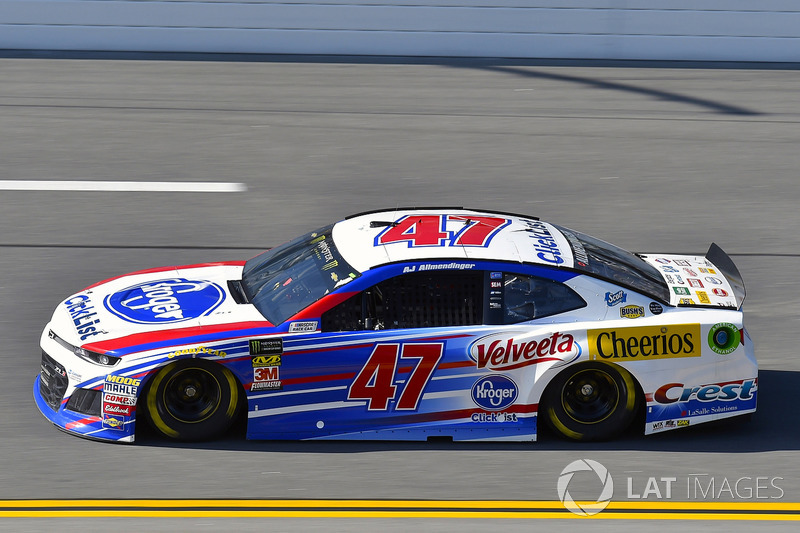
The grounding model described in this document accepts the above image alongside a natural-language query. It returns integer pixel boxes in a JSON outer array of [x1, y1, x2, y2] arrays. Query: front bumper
[[34, 347, 136, 443]]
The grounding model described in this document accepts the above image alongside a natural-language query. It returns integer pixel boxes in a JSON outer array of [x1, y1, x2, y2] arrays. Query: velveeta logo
[[588, 324, 701, 361], [470, 331, 580, 371]]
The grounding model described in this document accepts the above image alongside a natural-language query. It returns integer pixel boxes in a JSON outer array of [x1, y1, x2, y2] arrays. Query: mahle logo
[[557, 459, 614, 516]]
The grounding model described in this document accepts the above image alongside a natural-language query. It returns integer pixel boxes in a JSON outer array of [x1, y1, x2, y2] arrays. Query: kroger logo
[[471, 375, 518, 411], [104, 278, 225, 324]]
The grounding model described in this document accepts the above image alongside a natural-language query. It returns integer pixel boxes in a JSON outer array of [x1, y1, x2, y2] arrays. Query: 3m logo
[[254, 366, 279, 382], [588, 325, 701, 361]]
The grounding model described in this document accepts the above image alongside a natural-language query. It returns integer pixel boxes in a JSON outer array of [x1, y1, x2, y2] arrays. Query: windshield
[[241, 224, 360, 324], [553, 224, 670, 302]]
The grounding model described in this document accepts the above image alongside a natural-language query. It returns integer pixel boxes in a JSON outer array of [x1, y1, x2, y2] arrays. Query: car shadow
[[136, 369, 798, 453]]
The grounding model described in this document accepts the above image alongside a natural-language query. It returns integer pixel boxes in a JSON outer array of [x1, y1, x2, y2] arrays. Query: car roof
[[332, 208, 576, 274]]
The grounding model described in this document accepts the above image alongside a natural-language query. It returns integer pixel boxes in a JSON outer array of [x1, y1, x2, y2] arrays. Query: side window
[[322, 270, 483, 332], [503, 274, 586, 324]]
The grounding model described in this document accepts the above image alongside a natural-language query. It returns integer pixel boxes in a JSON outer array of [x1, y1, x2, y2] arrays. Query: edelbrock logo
[[471, 375, 518, 411], [469, 331, 581, 371], [104, 278, 225, 324]]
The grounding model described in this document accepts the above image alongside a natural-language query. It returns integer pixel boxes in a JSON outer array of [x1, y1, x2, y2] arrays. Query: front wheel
[[543, 362, 638, 441], [145, 360, 241, 441]]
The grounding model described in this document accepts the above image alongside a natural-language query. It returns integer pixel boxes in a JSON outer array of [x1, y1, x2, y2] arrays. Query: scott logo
[[104, 278, 225, 324], [471, 375, 518, 410], [654, 379, 757, 404], [470, 332, 580, 371], [605, 290, 627, 307]]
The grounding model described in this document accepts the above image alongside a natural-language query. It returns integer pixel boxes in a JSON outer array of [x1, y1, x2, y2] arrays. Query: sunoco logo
[[471, 375, 518, 410], [469, 331, 581, 371], [104, 278, 225, 324], [557, 459, 614, 516]]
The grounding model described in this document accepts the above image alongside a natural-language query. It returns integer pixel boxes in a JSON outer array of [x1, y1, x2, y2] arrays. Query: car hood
[[50, 262, 270, 354]]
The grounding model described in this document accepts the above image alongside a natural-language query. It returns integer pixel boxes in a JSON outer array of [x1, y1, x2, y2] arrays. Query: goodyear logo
[[588, 324, 701, 361], [168, 346, 227, 359], [252, 354, 281, 368]]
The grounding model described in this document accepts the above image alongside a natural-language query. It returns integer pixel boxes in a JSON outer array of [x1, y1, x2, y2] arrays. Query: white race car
[[35, 208, 756, 442]]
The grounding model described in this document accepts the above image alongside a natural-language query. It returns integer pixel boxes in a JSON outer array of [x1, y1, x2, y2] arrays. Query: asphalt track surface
[[0, 55, 799, 531]]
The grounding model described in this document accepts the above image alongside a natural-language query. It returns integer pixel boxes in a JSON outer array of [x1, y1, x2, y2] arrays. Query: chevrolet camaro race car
[[34, 208, 757, 443]]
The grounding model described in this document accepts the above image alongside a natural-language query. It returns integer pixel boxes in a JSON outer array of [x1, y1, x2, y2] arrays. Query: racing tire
[[145, 359, 241, 441], [542, 362, 639, 442]]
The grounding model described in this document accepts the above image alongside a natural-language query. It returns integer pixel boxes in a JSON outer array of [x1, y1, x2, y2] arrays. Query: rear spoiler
[[706, 243, 746, 309]]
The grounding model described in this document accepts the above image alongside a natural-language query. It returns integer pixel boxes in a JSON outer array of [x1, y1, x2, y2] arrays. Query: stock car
[[34, 208, 757, 443]]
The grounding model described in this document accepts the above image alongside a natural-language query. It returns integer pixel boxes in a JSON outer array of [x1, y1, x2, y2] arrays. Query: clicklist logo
[[557, 460, 784, 516]]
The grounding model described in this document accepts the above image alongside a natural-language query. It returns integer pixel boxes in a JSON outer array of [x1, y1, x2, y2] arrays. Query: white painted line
[[0, 180, 246, 192]]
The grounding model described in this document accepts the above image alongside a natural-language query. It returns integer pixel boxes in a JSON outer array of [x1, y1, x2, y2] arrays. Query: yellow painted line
[[1, 499, 798, 510], [0, 510, 798, 520], [0, 500, 798, 520]]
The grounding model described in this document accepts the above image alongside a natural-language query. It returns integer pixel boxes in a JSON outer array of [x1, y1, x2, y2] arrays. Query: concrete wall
[[2, 1, 799, 61]]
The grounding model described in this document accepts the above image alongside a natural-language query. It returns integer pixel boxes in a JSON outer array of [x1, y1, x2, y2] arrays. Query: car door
[[306, 267, 489, 439]]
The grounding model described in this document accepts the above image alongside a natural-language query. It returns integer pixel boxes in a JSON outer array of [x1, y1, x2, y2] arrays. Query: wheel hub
[[562, 369, 620, 424]]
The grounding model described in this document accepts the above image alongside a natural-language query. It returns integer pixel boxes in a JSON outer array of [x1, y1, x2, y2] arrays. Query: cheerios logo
[[557, 459, 614, 516]]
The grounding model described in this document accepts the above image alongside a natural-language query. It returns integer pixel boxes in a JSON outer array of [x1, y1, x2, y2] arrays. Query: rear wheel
[[543, 362, 638, 441], [145, 360, 240, 441]]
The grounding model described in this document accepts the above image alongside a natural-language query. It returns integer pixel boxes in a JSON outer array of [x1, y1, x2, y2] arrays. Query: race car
[[34, 208, 757, 443]]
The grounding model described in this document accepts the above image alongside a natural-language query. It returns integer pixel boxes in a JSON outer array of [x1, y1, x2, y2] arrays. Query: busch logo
[[470, 331, 580, 371], [104, 278, 225, 324], [471, 375, 518, 410]]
